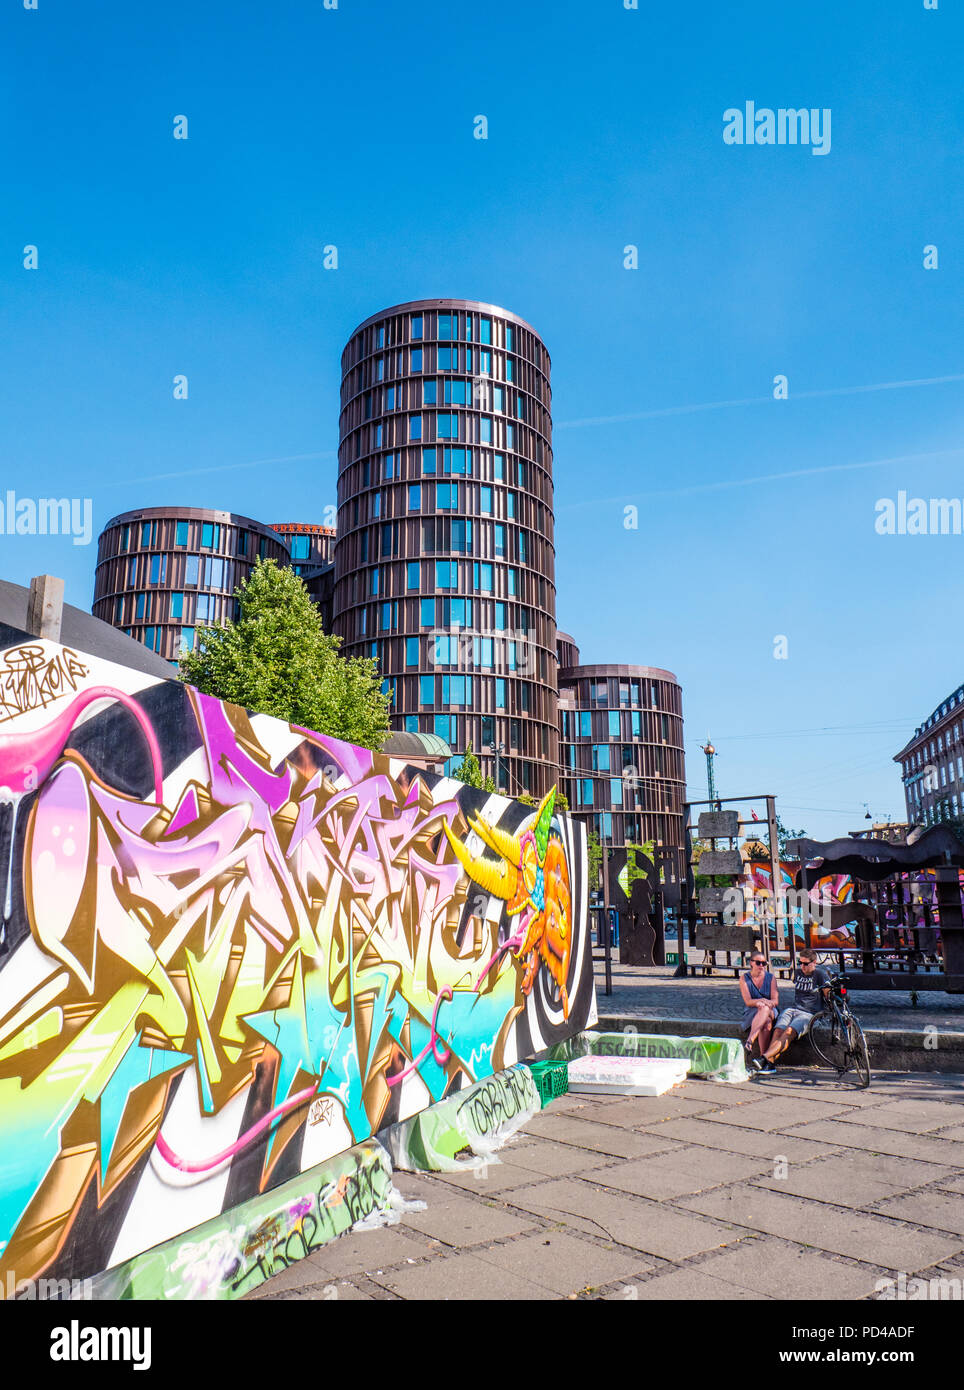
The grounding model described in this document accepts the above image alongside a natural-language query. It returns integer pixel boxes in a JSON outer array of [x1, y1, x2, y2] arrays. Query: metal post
[[766, 795, 787, 959], [601, 823, 612, 996]]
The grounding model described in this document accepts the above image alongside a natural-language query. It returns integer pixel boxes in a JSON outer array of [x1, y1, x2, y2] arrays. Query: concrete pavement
[[245, 1066, 964, 1301]]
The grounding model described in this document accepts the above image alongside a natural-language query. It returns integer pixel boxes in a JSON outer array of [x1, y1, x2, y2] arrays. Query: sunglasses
[[750, 959, 766, 966]]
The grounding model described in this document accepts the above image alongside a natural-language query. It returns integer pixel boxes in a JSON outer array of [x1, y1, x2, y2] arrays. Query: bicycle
[[807, 973, 871, 1088]]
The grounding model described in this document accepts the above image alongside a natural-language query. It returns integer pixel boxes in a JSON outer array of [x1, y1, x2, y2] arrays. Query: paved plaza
[[593, 961, 964, 1032], [246, 1066, 964, 1302]]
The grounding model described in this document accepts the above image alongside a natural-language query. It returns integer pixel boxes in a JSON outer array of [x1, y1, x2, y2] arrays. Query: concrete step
[[596, 1014, 964, 1073]]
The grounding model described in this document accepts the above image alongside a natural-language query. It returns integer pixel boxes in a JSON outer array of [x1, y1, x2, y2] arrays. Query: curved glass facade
[[558, 663, 686, 880], [332, 299, 558, 797], [92, 507, 290, 664]]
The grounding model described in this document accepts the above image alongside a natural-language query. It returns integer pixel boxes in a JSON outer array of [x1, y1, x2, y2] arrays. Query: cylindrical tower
[[557, 662, 687, 882], [332, 299, 558, 797], [93, 506, 290, 664]]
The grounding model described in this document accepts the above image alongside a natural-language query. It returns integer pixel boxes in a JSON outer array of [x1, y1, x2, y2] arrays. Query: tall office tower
[[93, 507, 290, 665], [332, 299, 558, 797]]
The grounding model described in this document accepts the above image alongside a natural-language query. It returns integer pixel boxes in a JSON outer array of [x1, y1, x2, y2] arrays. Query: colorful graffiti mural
[[0, 628, 595, 1288], [742, 861, 858, 947]]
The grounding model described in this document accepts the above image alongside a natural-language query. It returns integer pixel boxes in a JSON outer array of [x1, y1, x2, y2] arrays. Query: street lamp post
[[488, 741, 505, 794]]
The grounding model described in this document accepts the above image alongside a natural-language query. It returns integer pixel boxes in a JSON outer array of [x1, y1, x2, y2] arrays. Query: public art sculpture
[[0, 626, 595, 1292]]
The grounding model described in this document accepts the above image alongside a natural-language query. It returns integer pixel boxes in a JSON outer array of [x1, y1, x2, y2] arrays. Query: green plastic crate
[[528, 1059, 569, 1108]]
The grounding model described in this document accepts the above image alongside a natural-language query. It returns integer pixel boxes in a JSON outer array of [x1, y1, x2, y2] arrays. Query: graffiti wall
[[0, 626, 595, 1288]]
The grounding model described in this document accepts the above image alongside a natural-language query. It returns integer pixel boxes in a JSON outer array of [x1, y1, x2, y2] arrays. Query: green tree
[[587, 829, 603, 889], [450, 742, 495, 792], [178, 557, 391, 751]]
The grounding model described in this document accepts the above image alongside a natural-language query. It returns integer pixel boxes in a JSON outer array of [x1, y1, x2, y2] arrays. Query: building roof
[[0, 579, 175, 681], [348, 299, 547, 349], [382, 730, 452, 759], [558, 662, 680, 684]]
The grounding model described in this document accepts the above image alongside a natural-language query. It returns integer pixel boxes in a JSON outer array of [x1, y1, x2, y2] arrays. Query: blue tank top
[[745, 970, 773, 1001]]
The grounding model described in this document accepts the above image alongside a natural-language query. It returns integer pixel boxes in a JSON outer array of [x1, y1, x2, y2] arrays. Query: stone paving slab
[[470, 1229, 653, 1295], [371, 1250, 558, 1300], [576, 1094, 726, 1128], [399, 1192, 540, 1247], [309, 1226, 429, 1278], [506, 1178, 737, 1260], [500, 1137, 641, 1175], [751, 1150, 958, 1208], [427, 1160, 551, 1194], [785, 1119, 964, 1165], [649, 1116, 842, 1162], [874, 1190, 964, 1237], [676, 1185, 964, 1269], [832, 1099, 964, 1133], [518, 1111, 683, 1158], [697, 1096, 856, 1132], [591, 1148, 770, 1200], [695, 1239, 887, 1299], [620, 1266, 766, 1299]]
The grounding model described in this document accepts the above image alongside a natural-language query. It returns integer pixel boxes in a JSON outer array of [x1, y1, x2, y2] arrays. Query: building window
[[420, 675, 434, 705], [422, 447, 437, 474], [423, 380, 437, 404], [437, 482, 458, 510], [452, 519, 472, 553], [496, 679, 507, 709], [411, 315, 423, 340], [507, 567, 517, 595], [407, 560, 420, 589], [494, 523, 506, 557], [592, 745, 610, 772], [411, 347, 423, 371], [420, 597, 435, 626], [480, 485, 492, 513], [135, 593, 146, 621], [437, 413, 458, 439], [409, 415, 422, 441], [405, 637, 419, 667], [120, 525, 130, 551], [438, 314, 455, 340], [141, 521, 151, 547], [149, 554, 167, 585], [435, 560, 457, 589], [201, 522, 216, 549], [480, 417, 492, 443], [493, 453, 504, 480], [203, 557, 225, 589], [443, 447, 469, 475], [480, 318, 492, 344], [171, 592, 184, 619]]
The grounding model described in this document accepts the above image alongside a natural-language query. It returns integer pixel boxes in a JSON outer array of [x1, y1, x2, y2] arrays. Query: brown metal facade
[[558, 662, 686, 878], [331, 299, 559, 797], [92, 506, 290, 664]]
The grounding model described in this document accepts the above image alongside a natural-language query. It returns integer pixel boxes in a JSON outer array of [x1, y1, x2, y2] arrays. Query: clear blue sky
[[2, 0, 962, 838]]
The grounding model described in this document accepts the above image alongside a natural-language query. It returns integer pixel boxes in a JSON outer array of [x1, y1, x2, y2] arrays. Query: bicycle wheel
[[845, 1015, 871, 1089], [808, 1010, 848, 1072]]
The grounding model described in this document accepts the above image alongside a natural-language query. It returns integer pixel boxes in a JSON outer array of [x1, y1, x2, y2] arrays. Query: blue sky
[[2, 0, 962, 837]]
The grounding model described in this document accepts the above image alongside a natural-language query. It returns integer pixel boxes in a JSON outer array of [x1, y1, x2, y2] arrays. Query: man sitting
[[751, 949, 830, 1075]]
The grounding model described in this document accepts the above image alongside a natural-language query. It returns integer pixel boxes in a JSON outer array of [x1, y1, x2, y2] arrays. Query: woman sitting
[[739, 952, 778, 1059]]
